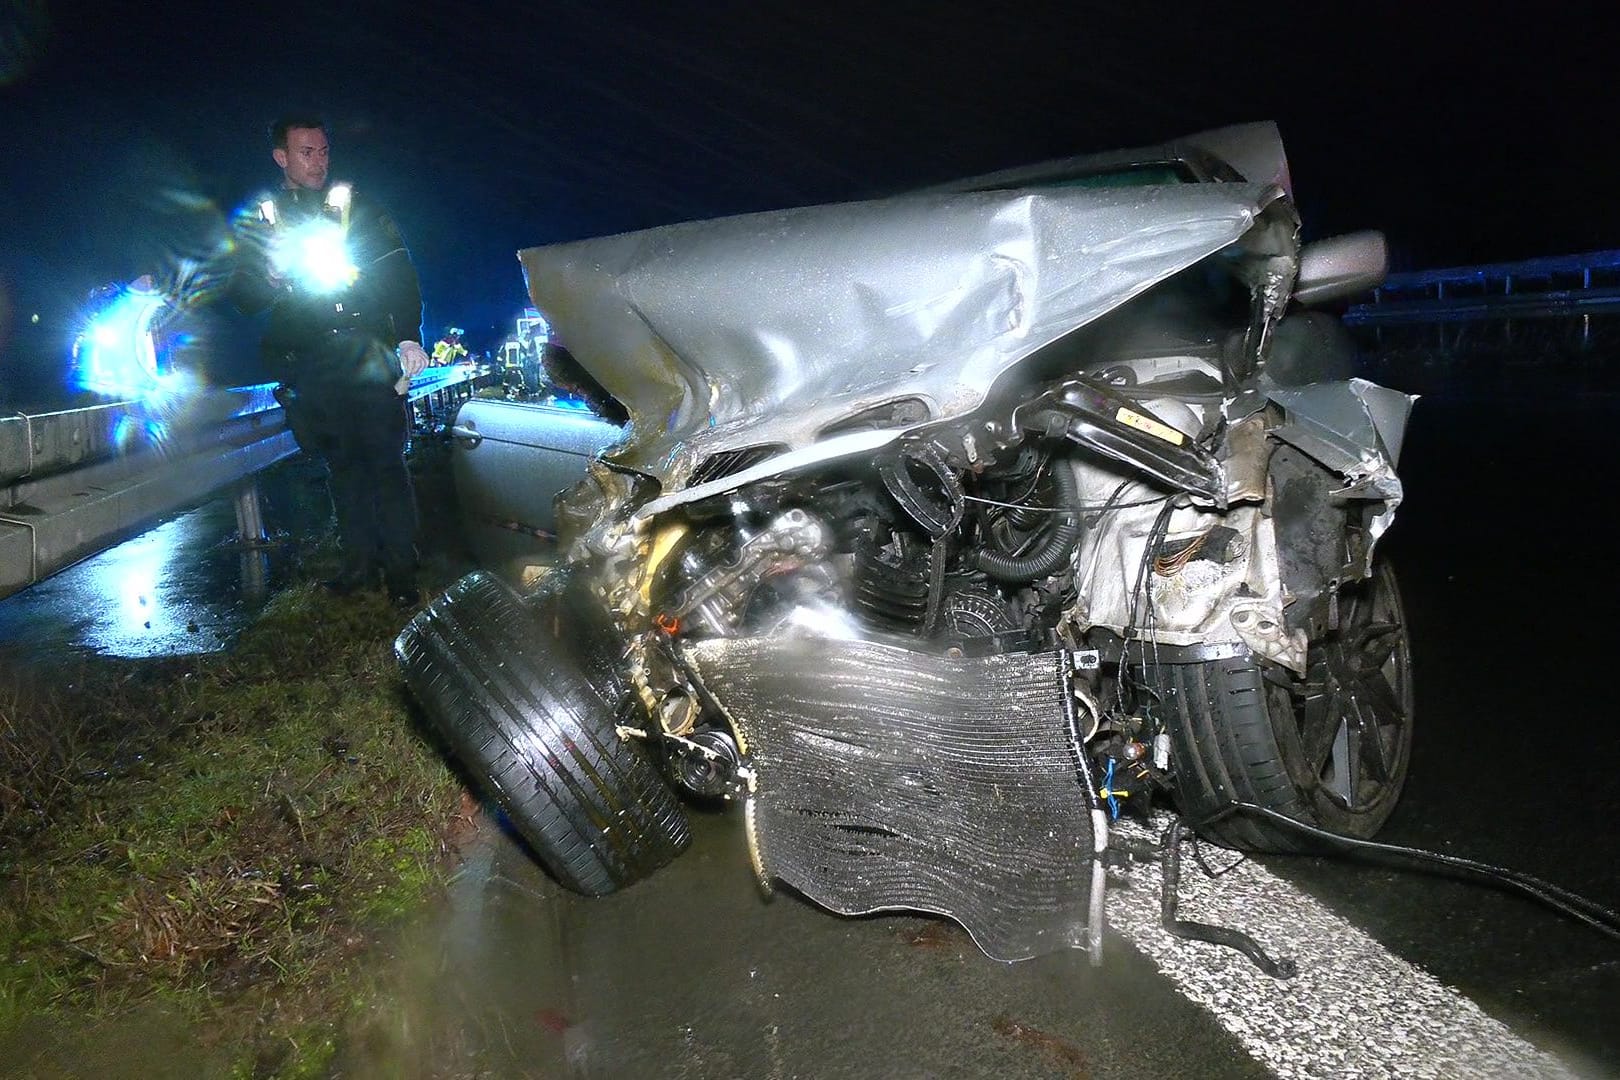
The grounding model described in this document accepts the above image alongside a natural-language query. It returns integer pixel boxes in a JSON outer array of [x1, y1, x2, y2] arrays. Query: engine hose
[[1198, 803, 1620, 941], [1161, 822, 1297, 979], [879, 444, 964, 538], [971, 461, 1082, 582], [1004, 504, 1046, 530]]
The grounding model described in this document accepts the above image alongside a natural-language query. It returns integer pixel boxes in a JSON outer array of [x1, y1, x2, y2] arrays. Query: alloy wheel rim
[[1291, 566, 1413, 822]]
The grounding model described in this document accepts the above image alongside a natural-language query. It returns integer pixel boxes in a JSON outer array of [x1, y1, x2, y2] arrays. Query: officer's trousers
[[298, 386, 417, 583]]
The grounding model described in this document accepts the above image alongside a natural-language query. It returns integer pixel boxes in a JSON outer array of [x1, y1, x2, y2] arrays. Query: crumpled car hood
[[520, 181, 1290, 490]]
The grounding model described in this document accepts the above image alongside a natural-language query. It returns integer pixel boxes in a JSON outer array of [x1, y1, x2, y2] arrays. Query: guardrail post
[[240, 548, 270, 600], [1, 368, 488, 600], [234, 479, 267, 545]]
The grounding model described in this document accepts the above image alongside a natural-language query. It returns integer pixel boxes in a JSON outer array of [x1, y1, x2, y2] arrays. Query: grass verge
[[0, 582, 466, 1076]]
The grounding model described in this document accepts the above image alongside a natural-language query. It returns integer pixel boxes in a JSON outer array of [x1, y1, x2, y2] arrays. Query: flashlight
[[271, 219, 358, 294]]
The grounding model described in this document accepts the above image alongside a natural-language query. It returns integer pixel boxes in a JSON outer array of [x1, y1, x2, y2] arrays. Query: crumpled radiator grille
[[681, 636, 1100, 961]]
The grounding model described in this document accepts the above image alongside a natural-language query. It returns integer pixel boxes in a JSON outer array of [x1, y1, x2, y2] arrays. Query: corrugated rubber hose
[[971, 462, 1082, 582]]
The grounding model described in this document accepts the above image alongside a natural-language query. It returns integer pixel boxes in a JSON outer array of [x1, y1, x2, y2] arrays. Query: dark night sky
[[2, 0, 1617, 388]]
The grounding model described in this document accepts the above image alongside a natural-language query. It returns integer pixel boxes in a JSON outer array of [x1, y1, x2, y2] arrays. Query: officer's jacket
[[229, 184, 423, 378]]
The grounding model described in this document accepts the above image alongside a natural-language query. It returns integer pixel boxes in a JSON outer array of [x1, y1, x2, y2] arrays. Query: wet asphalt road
[[0, 457, 329, 662], [4, 366, 1619, 1078]]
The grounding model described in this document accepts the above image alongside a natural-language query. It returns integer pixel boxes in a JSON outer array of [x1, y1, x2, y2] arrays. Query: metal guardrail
[[1, 364, 495, 601], [404, 362, 502, 432], [1, 384, 294, 601], [0, 384, 282, 487], [1345, 249, 1620, 328]]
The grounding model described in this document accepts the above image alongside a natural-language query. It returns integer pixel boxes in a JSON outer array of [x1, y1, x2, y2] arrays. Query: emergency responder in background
[[515, 320, 543, 397], [230, 115, 430, 606]]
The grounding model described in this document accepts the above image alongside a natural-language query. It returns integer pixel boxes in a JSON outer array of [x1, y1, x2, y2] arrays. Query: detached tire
[[396, 569, 690, 894], [1153, 561, 1414, 852]]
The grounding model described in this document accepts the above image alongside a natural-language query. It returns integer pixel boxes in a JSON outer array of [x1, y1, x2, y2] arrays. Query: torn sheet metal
[[680, 634, 1099, 962], [1266, 378, 1417, 549], [1267, 378, 1415, 471], [521, 182, 1289, 491]]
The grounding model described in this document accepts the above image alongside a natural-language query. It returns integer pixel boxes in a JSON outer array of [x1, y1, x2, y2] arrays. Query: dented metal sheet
[[681, 635, 1100, 962], [1267, 378, 1415, 473], [521, 182, 1289, 490], [1267, 378, 1416, 547]]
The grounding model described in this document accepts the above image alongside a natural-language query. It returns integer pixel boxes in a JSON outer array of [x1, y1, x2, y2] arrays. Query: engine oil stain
[[992, 1013, 1090, 1078]]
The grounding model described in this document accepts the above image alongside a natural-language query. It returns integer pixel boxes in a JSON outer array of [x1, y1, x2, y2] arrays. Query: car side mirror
[[1294, 230, 1388, 306]]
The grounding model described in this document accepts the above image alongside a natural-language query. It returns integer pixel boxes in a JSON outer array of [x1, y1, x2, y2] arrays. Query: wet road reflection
[[0, 505, 244, 658], [0, 462, 327, 663], [358, 809, 1263, 1079]]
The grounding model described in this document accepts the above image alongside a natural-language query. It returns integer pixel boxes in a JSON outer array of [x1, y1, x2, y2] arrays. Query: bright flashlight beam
[[271, 220, 358, 294]]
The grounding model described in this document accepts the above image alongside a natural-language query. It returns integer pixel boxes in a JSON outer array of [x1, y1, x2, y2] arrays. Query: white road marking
[[1106, 815, 1577, 1079]]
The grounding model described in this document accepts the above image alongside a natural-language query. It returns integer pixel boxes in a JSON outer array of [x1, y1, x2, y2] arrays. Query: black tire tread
[[396, 570, 690, 894], [1156, 657, 1311, 853]]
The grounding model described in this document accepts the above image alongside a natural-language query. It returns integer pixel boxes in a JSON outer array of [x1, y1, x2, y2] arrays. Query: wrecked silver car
[[397, 123, 1414, 961]]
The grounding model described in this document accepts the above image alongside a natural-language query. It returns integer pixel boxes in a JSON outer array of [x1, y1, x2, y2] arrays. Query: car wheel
[[396, 569, 690, 894], [1156, 561, 1414, 852]]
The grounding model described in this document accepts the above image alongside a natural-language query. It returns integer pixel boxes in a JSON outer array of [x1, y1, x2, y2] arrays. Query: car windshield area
[[971, 161, 1196, 194]]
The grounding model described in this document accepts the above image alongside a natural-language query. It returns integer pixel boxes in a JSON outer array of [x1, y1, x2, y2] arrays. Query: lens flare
[[272, 220, 358, 293], [74, 286, 168, 398]]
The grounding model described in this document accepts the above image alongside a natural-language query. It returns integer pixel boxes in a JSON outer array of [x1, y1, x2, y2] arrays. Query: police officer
[[231, 115, 430, 605]]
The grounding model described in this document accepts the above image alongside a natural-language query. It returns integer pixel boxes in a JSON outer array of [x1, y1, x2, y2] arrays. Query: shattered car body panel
[[521, 181, 1293, 497], [1268, 377, 1414, 552], [412, 123, 1417, 962], [1060, 373, 1414, 671]]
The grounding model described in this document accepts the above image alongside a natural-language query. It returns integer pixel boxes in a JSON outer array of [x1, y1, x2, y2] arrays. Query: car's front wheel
[[1154, 561, 1414, 852], [396, 570, 690, 894]]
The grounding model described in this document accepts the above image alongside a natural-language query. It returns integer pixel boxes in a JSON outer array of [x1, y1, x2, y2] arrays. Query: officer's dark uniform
[[230, 184, 423, 596]]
